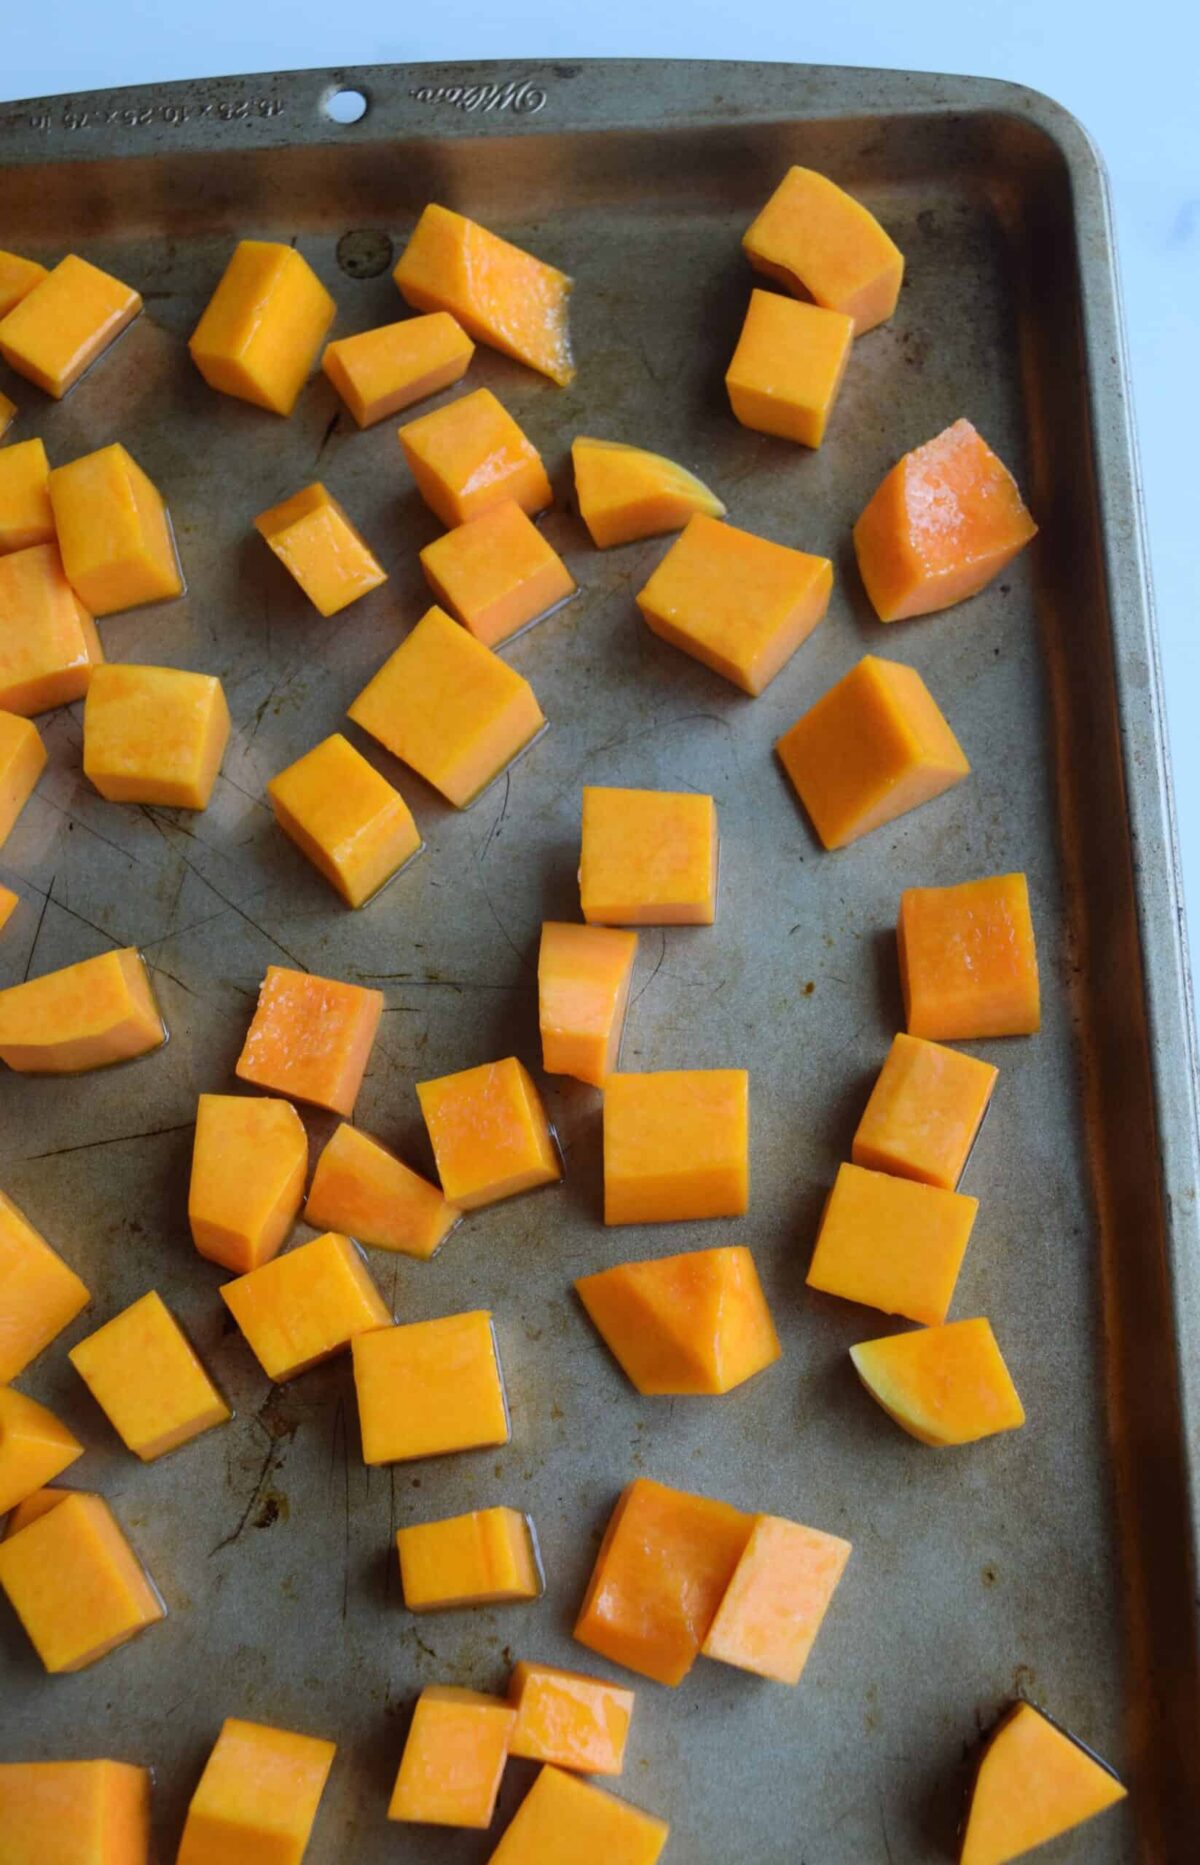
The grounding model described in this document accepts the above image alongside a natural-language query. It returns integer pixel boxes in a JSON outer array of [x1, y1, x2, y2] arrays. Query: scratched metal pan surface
[[1, 56, 1198, 1864]]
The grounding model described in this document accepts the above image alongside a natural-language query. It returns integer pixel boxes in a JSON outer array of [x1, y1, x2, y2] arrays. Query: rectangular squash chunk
[[420, 499, 575, 649], [701, 1514, 852, 1685], [726, 290, 854, 447], [397, 1506, 542, 1610], [572, 436, 726, 549], [0, 1760, 151, 1865], [176, 1718, 336, 1865], [254, 483, 386, 617], [0, 709, 47, 845], [0, 1491, 163, 1672], [417, 1057, 561, 1210], [189, 240, 335, 416], [69, 1290, 230, 1462], [352, 1311, 510, 1465], [0, 255, 142, 398], [0, 1188, 89, 1383], [188, 1092, 308, 1273], [580, 785, 718, 925], [850, 1316, 1026, 1447], [83, 663, 229, 809], [220, 1231, 391, 1383], [898, 873, 1040, 1039], [743, 166, 904, 334], [268, 732, 421, 906], [508, 1663, 635, 1776], [806, 1161, 977, 1325], [0, 437, 54, 553], [322, 311, 475, 427], [389, 1686, 517, 1830], [489, 1766, 669, 1864], [538, 921, 637, 1088], [235, 964, 383, 1116], [0, 1387, 83, 1514], [49, 444, 183, 615], [603, 1070, 749, 1224], [852, 1032, 998, 1190], [0, 542, 103, 716], [398, 387, 552, 528], [0, 947, 164, 1074], [0, 250, 49, 319], [304, 1122, 459, 1260], [576, 1244, 779, 1395]]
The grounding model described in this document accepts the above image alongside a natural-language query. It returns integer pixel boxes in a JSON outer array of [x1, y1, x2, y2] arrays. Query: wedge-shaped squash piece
[[572, 436, 725, 548], [0, 884, 16, 934], [604, 1070, 749, 1224], [177, 1718, 336, 1865], [0, 1188, 89, 1383], [389, 1685, 516, 1829], [189, 1093, 307, 1273], [221, 1232, 391, 1383], [398, 1506, 542, 1610], [726, 290, 854, 447], [743, 166, 903, 334], [69, 1290, 230, 1462], [268, 732, 421, 905], [417, 1057, 561, 1209], [0, 710, 46, 846], [83, 663, 230, 808], [322, 311, 474, 427], [702, 1513, 852, 1685], [851, 1318, 1025, 1447], [853, 1033, 998, 1191], [4, 1485, 71, 1539], [538, 921, 637, 1088], [899, 873, 1040, 1040], [398, 387, 552, 528], [0, 250, 48, 319], [960, 1702, 1126, 1864], [508, 1663, 634, 1776], [490, 1765, 669, 1864], [189, 240, 335, 416], [254, 483, 386, 617], [420, 499, 575, 649], [0, 437, 54, 554], [0, 947, 164, 1074], [235, 964, 383, 1116], [0, 543, 102, 716], [0, 1387, 83, 1514], [49, 444, 183, 615], [0, 1759, 151, 1865], [0, 255, 141, 398], [576, 1245, 779, 1395], [0, 1491, 163, 1671], [581, 785, 718, 926], [807, 1162, 977, 1326], [304, 1122, 459, 1260], [353, 1311, 510, 1464], [394, 204, 574, 386]]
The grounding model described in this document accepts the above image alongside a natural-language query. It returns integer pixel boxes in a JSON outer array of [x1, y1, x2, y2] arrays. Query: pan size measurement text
[[21, 97, 286, 132]]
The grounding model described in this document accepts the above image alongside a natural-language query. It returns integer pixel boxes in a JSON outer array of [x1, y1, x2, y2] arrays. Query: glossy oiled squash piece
[[0, 710, 46, 846], [538, 921, 637, 1088], [726, 290, 854, 447], [960, 1702, 1126, 1864], [572, 436, 725, 548], [576, 1245, 779, 1395], [188, 1093, 307, 1273], [0, 1387, 83, 1514], [389, 1686, 516, 1829], [254, 483, 386, 616], [0, 437, 54, 554], [420, 499, 575, 649], [398, 387, 552, 528], [417, 1057, 561, 1209], [489, 1766, 668, 1864], [0, 544, 102, 717], [0, 1491, 163, 1672], [899, 873, 1040, 1040], [268, 733, 421, 906], [0, 1188, 89, 1383], [853, 1032, 997, 1190], [322, 311, 474, 426], [702, 1513, 852, 1685], [603, 1070, 749, 1225], [508, 1663, 634, 1776], [0, 947, 164, 1074], [221, 1232, 391, 1383], [69, 1290, 229, 1462], [0, 1759, 151, 1865], [743, 166, 903, 334], [189, 240, 335, 415], [0, 391, 14, 440], [0, 250, 49, 319], [49, 444, 182, 615], [83, 663, 229, 808], [177, 1718, 336, 1865], [352, 1311, 509, 1465], [235, 965, 383, 1116], [3, 1486, 71, 1540], [304, 1123, 459, 1260], [397, 1506, 541, 1610], [851, 1318, 1025, 1447], [0, 255, 141, 397], [580, 785, 718, 926]]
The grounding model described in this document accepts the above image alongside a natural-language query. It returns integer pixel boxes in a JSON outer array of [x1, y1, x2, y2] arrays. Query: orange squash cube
[[508, 1663, 634, 1776], [854, 419, 1038, 622], [388, 1685, 516, 1829], [268, 732, 421, 905], [322, 311, 474, 427], [398, 387, 552, 528], [254, 483, 386, 617], [0, 391, 14, 440], [352, 1310, 509, 1465], [4, 1486, 71, 1540], [0, 543, 103, 716], [576, 1245, 779, 1395], [701, 1514, 852, 1685], [0, 1188, 89, 1382], [189, 240, 335, 416], [235, 964, 383, 1116], [0, 437, 54, 553], [304, 1122, 459, 1260], [960, 1702, 1126, 1865], [898, 873, 1040, 1040], [349, 604, 546, 808], [0, 1491, 163, 1671], [636, 514, 831, 697], [49, 444, 182, 615], [0, 1387, 83, 1514], [580, 785, 718, 925], [538, 921, 637, 1088], [490, 1766, 669, 1864], [743, 166, 903, 334], [776, 654, 969, 848], [603, 1070, 749, 1225], [0, 710, 46, 845], [0, 255, 141, 398], [575, 1477, 754, 1686], [397, 1506, 542, 1610], [572, 436, 725, 549], [0, 250, 49, 319], [726, 290, 854, 447], [83, 663, 229, 808], [221, 1231, 391, 1383], [0, 947, 164, 1073], [807, 1161, 977, 1325], [853, 1032, 998, 1190], [69, 1290, 230, 1462], [176, 1718, 336, 1865], [850, 1317, 1025, 1447], [188, 1092, 308, 1273], [394, 203, 574, 386], [420, 500, 575, 649], [0, 1759, 151, 1865], [417, 1057, 561, 1209]]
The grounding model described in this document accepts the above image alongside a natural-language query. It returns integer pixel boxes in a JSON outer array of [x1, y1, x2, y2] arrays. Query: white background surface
[[3, 3, 1198, 1004]]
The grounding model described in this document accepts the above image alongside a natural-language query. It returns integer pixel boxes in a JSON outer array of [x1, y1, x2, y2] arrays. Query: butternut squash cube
[[394, 203, 574, 387], [574, 1477, 754, 1686], [189, 1092, 307, 1273], [322, 311, 474, 427], [490, 1766, 669, 1864], [0, 250, 49, 319], [0, 391, 14, 440], [420, 500, 575, 649], [701, 1514, 852, 1685], [0, 255, 141, 398], [349, 604, 546, 808], [0, 1188, 89, 1382], [0, 884, 16, 934], [268, 732, 421, 905], [397, 1506, 542, 1610], [0, 437, 54, 553], [189, 240, 335, 416], [743, 166, 903, 334], [572, 436, 726, 549], [776, 654, 969, 849], [417, 1057, 561, 1210], [0, 1491, 163, 1671], [851, 1317, 1025, 1447], [899, 873, 1040, 1040], [388, 1685, 516, 1829], [0, 1759, 151, 1865], [0, 709, 46, 845], [398, 387, 552, 528], [49, 444, 182, 615], [176, 1718, 336, 1865], [254, 483, 386, 617], [508, 1663, 634, 1776], [83, 663, 229, 809], [220, 1231, 390, 1383], [0, 947, 164, 1073], [854, 419, 1038, 622], [352, 1310, 509, 1465], [68, 1290, 229, 1462], [853, 1032, 998, 1190], [0, 543, 102, 716], [235, 964, 383, 1116], [807, 1161, 977, 1325], [580, 785, 718, 926], [304, 1122, 459, 1260], [538, 921, 637, 1088], [960, 1702, 1126, 1865], [3, 1485, 70, 1539], [0, 1387, 83, 1514], [726, 290, 854, 447], [603, 1070, 749, 1225], [576, 1245, 778, 1394]]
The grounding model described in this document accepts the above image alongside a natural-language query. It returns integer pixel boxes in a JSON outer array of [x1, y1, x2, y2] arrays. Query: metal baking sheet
[[2, 58, 1198, 1863]]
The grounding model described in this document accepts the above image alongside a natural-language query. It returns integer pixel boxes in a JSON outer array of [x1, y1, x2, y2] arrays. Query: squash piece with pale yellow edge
[[0, 947, 164, 1074], [743, 166, 903, 334], [726, 290, 854, 447], [851, 1318, 1025, 1447], [0, 544, 102, 716], [389, 1686, 516, 1830], [49, 444, 182, 614], [580, 785, 718, 925], [0, 1188, 89, 1383], [420, 500, 575, 649], [960, 1702, 1126, 1865], [0, 391, 14, 440], [417, 1057, 561, 1210], [508, 1663, 634, 1777], [189, 240, 335, 416], [395, 203, 574, 386], [0, 437, 54, 553], [0, 1491, 163, 1671], [322, 311, 474, 427], [899, 873, 1040, 1041], [221, 1231, 390, 1384], [353, 1311, 509, 1465], [807, 1162, 976, 1326], [0, 250, 48, 319], [83, 664, 229, 808], [0, 884, 16, 934], [304, 1122, 459, 1260], [188, 1093, 307, 1274], [399, 386, 552, 528], [702, 1514, 852, 1685], [235, 965, 383, 1116], [604, 1070, 749, 1225], [571, 436, 725, 548], [254, 483, 386, 616], [0, 1387, 83, 1514], [538, 921, 637, 1088], [0, 711, 45, 845], [0, 255, 141, 398], [853, 1032, 997, 1190], [492, 1766, 669, 1864], [397, 1506, 542, 1611], [268, 733, 421, 906], [69, 1290, 230, 1462], [0, 1760, 151, 1865], [177, 1718, 336, 1865], [576, 1245, 779, 1395]]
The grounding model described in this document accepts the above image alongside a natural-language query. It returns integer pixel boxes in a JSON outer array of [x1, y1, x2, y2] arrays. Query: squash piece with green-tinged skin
[[850, 1318, 1025, 1446], [572, 437, 725, 548]]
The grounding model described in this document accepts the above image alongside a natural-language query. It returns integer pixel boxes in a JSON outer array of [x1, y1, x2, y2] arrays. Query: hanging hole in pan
[[324, 87, 368, 125]]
